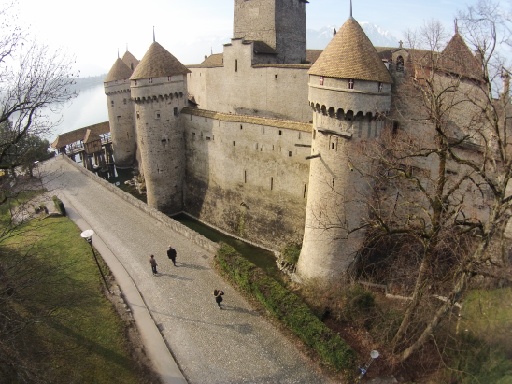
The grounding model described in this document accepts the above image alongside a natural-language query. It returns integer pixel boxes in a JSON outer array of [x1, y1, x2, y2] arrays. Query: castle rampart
[[182, 107, 311, 249], [188, 40, 311, 122]]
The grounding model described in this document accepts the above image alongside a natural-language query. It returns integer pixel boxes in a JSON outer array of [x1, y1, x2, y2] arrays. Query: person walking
[[167, 245, 177, 266], [149, 254, 158, 275], [213, 289, 224, 309]]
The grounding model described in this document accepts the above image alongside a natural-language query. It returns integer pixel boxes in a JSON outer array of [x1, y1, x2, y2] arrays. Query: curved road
[[40, 156, 329, 384]]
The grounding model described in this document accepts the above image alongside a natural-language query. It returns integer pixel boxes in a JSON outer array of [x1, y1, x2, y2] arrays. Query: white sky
[[14, 0, 507, 77]]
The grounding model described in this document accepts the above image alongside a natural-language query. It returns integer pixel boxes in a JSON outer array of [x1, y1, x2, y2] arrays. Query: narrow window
[[255, 143, 259, 150], [378, 82, 383, 92], [298, 132, 301, 139], [270, 177, 274, 191], [233, 141, 236, 146], [392, 121, 399, 135], [123, 98, 127, 105], [278, 130, 282, 135], [313, 130, 316, 139], [303, 184, 307, 198], [275, 74, 278, 79], [117, 115, 121, 122], [332, 178, 335, 188], [136, 112, 140, 119], [289, 151, 292, 157], [320, 76, 324, 85], [240, 124, 243, 130], [111, 100, 114, 107], [244, 170, 247, 183], [149, 78, 153, 83], [348, 79, 354, 89], [235, 59, 238, 72], [331, 142, 335, 150], [174, 107, 178, 116]]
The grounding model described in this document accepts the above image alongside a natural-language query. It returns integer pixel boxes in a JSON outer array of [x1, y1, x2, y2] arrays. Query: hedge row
[[215, 242, 356, 374]]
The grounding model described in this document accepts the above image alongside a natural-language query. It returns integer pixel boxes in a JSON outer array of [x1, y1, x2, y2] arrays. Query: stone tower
[[296, 15, 392, 282], [130, 41, 190, 214], [233, 0, 307, 64], [104, 51, 137, 168]]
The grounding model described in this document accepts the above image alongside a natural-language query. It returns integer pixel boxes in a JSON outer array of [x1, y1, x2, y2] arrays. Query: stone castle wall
[[181, 108, 312, 249], [187, 40, 311, 122], [234, 0, 306, 64], [132, 75, 188, 214], [105, 79, 136, 168]]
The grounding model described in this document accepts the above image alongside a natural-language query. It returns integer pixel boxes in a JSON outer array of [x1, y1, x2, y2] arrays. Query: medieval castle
[[103, 0, 498, 283]]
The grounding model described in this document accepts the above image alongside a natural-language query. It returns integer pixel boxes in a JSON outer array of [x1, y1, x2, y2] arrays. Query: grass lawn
[[0, 193, 155, 383], [451, 288, 512, 383]]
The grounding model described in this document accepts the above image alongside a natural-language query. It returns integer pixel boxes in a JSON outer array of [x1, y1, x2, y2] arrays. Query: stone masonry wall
[[105, 79, 136, 168], [187, 40, 311, 123], [182, 108, 312, 250]]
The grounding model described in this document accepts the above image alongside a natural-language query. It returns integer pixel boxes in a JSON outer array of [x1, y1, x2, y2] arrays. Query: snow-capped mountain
[[307, 23, 400, 50]]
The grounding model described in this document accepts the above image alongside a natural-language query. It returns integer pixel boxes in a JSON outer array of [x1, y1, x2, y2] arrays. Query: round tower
[[296, 15, 392, 283], [130, 41, 190, 214], [104, 52, 137, 168]]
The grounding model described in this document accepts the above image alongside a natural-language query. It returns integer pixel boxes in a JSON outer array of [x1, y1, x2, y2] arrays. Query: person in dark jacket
[[149, 254, 158, 275], [213, 289, 224, 309], [167, 245, 177, 266]]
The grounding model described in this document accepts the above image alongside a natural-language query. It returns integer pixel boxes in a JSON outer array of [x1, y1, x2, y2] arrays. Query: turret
[[104, 52, 137, 168], [234, 0, 307, 64], [130, 41, 190, 214], [296, 14, 392, 282]]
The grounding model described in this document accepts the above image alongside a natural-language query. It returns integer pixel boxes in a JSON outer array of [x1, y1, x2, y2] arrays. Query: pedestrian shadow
[[155, 272, 193, 281], [177, 262, 209, 270], [220, 304, 260, 316]]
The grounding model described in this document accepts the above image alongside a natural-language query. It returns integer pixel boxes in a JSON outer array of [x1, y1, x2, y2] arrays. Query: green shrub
[[281, 243, 301, 265], [52, 195, 66, 216], [443, 333, 512, 383], [215, 242, 356, 375]]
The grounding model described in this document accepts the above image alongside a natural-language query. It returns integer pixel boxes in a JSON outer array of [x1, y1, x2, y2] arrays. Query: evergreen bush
[[215, 242, 356, 374]]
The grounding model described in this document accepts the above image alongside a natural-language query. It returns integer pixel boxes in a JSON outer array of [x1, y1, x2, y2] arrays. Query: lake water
[[47, 82, 107, 143]]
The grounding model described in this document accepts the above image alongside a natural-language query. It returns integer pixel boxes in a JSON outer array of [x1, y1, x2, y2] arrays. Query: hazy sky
[[14, 0, 501, 77]]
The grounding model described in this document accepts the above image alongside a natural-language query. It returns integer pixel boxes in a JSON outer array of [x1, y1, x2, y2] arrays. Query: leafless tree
[[351, 0, 511, 363], [0, 1, 77, 180]]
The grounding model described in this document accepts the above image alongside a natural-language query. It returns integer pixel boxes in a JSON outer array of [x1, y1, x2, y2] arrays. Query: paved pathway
[[40, 157, 329, 384]]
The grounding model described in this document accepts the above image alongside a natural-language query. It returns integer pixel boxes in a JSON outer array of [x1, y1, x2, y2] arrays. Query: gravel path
[[40, 156, 329, 384]]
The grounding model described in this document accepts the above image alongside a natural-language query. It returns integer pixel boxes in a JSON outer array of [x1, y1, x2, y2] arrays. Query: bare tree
[[0, 1, 77, 179], [352, 0, 512, 363]]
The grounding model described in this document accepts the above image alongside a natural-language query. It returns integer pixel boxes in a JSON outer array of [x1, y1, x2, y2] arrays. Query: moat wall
[[182, 108, 312, 250]]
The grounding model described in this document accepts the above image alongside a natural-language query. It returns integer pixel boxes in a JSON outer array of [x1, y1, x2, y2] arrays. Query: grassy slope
[[0, 198, 150, 383]]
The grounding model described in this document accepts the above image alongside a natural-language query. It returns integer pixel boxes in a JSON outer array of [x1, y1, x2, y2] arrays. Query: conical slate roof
[[122, 50, 139, 70], [131, 41, 190, 80], [104, 58, 133, 83], [440, 33, 481, 80], [309, 17, 392, 83]]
